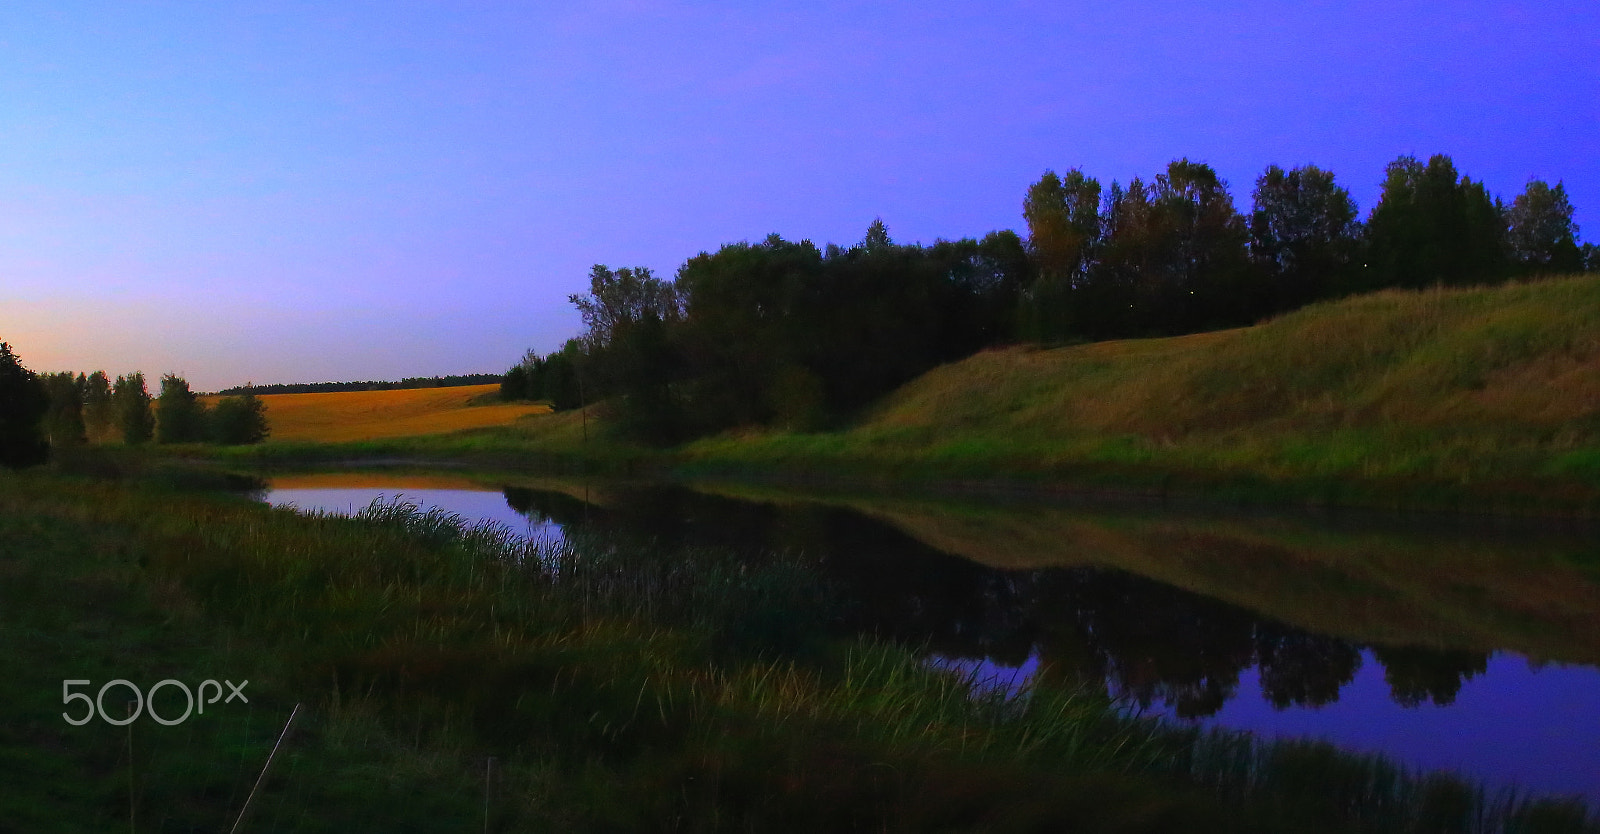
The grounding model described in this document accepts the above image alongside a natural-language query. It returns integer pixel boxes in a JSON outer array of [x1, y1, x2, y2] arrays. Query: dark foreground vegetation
[[1, 464, 1594, 832], [504, 153, 1595, 449]]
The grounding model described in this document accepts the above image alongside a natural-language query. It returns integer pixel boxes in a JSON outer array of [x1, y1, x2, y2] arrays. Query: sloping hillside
[[869, 274, 1600, 443], [684, 273, 1600, 495]]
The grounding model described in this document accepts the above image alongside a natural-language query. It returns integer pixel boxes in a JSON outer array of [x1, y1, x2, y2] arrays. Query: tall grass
[[4, 470, 1594, 831]]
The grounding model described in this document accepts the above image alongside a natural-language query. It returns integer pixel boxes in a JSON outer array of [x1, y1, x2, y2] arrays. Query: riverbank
[[4, 467, 1594, 832]]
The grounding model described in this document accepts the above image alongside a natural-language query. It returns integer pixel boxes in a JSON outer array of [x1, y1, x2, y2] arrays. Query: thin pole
[[483, 756, 496, 834], [127, 701, 136, 834], [578, 370, 588, 443], [230, 703, 300, 834]]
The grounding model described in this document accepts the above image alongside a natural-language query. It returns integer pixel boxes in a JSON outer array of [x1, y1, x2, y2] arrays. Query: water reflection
[[499, 483, 1500, 718], [1371, 647, 1489, 708], [263, 475, 1600, 799]]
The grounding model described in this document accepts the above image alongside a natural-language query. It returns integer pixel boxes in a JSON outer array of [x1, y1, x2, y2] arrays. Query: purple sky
[[1, 1, 1595, 391]]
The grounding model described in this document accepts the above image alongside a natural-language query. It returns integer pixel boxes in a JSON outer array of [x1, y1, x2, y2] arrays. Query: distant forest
[[213, 374, 502, 396], [500, 152, 1595, 446]]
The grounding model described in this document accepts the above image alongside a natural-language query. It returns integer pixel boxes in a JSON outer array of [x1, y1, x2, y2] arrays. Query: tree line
[[215, 373, 502, 396], [0, 341, 269, 469], [500, 153, 1591, 445]]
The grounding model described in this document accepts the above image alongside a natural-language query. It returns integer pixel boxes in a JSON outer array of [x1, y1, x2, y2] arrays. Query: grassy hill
[[681, 273, 1600, 507]]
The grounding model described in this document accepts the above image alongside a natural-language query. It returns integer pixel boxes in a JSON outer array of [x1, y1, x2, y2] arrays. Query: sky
[[1, 1, 1595, 391]]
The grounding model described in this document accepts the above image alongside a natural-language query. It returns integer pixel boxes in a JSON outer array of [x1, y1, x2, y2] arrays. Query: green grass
[[2, 468, 1595, 832], [671, 273, 1600, 511]]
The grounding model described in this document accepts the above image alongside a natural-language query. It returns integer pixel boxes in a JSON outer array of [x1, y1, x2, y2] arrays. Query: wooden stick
[[229, 703, 300, 834]]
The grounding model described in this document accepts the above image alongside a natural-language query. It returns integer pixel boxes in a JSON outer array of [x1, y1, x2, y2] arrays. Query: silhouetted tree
[[155, 373, 208, 443], [42, 372, 87, 449], [605, 308, 687, 444], [568, 264, 685, 442], [1365, 154, 1507, 289], [544, 340, 586, 411], [1148, 159, 1253, 331], [211, 391, 269, 445], [0, 342, 50, 468], [83, 371, 113, 442], [862, 217, 893, 253], [112, 372, 154, 445], [1250, 164, 1362, 308], [500, 349, 546, 402], [927, 230, 1034, 352], [569, 264, 681, 360], [500, 364, 529, 401], [1074, 179, 1149, 337], [1022, 169, 1102, 341], [675, 236, 827, 432], [1506, 179, 1582, 275]]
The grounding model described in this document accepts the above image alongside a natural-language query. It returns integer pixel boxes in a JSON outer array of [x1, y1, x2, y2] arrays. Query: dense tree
[[1022, 169, 1102, 341], [83, 371, 114, 442], [542, 340, 586, 411], [568, 264, 685, 442], [675, 236, 827, 432], [1365, 154, 1507, 289], [42, 372, 87, 448], [807, 224, 948, 415], [0, 342, 50, 468], [156, 374, 209, 443], [1249, 164, 1362, 308], [604, 307, 686, 444], [211, 391, 269, 445], [569, 265, 681, 356], [927, 230, 1034, 351], [500, 349, 546, 402], [112, 372, 154, 445], [1506, 179, 1583, 275], [500, 364, 529, 401], [1148, 159, 1253, 331], [1080, 179, 1151, 337]]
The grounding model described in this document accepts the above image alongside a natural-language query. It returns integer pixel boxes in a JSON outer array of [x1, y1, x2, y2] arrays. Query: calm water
[[264, 474, 1600, 803]]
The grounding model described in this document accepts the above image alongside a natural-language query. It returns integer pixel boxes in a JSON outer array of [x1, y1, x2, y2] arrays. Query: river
[[263, 470, 1600, 804]]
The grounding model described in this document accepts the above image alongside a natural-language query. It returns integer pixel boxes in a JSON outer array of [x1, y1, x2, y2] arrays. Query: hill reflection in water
[[267, 476, 1600, 800], [499, 481, 1600, 801]]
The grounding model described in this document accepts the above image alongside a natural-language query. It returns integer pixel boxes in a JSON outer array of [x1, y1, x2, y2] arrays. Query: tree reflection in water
[[503, 484, 1494, 716]]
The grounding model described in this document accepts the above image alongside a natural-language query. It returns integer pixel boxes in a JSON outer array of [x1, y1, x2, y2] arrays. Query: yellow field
[[208, 385, 551, 443]]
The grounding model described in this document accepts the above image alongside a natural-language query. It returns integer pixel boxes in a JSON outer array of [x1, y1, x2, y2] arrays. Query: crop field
[[210, 384, 550, 443]]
